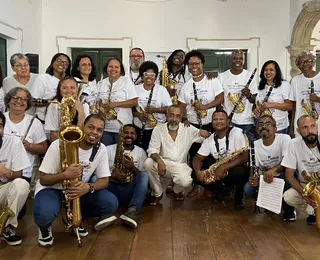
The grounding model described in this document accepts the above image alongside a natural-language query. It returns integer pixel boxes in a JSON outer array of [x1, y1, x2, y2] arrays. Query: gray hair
[[166, 104, 183, 115], [294, 50, 316, 66], [10, 53, 29, 67], [5, 87, 32, 111]]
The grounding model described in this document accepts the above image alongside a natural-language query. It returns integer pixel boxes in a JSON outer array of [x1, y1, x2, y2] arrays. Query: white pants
[[283, 183, 314, 216], [144, 158, 192, 197], [0, 178, 30, 227]]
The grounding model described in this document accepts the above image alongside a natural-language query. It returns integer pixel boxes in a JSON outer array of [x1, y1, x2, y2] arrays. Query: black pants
[[135, 126, 153, 152]]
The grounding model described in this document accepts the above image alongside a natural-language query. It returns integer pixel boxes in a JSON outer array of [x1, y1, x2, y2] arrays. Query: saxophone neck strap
[[214, 127, 233, 154], [89, 142, 101, 163]]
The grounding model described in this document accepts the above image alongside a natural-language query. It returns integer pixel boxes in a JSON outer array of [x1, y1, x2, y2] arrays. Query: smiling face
[[78, 57, 92, 77], [83, 117, 104, 145], [107, 59, 121, 81], [297, 54, 315, 75], [172, 51, 185, 66], [53, 55, 70, 75], [257, 116, 276, 139], [231, 51, 244, 71], [187, 56, 203, 77], [8, 89, 28, 113], [59, 79, 78, 99], [212, 112, 229, 132], [263, 63, 276, 84], [129, 49, 145, 70], [142, 69, 156, 86], [123, 125, 137, 146], [12, 58, 30, 77]]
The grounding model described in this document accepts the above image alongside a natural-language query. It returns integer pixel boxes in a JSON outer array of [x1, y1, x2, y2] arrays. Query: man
[[282, 115, 320, 225], [193, 109, 249, 210], [127, 47, 145, 85], [0, 111, 31, 246], [217, 50, 257, 133], [33, 114, 118, 247], [244, 115, 295, 220], [289, 50, 320, 137], [106, 124, 148, 228], [144, 105, 210, 205]]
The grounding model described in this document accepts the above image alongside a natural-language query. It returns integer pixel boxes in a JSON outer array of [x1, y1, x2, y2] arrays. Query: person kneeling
[[33, 114, 118, 247]]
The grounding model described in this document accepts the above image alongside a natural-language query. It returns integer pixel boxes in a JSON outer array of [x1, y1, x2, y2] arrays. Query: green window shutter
[[0, 38, 7, 78]]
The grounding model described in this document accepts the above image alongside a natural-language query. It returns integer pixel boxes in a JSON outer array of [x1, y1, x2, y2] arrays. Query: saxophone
[[203, 133, 249, 185], [113, 120, 134, 183], [57, 97, 85, 247], [301, 80, 319, 120], [157, 55, 178, 104], [303, 181, 320, 232], [256, 84, 274, 117], [227, 93, 245, 113], [101, 76, 117, 120], [0, 207, 15, 238], [136, 105, 157, 128]]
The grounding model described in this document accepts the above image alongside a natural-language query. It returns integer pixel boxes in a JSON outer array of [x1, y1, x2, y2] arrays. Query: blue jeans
[[33, 188, 118, 230], [100, 131, 118, 146], [276, 127, 289, 134], [107, 171, 149, 211]]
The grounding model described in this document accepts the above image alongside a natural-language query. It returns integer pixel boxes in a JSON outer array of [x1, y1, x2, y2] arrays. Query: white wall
[[0, 0, 42, 76]]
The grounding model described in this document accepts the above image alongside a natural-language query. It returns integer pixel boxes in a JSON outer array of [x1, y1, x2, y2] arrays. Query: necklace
[[192, 73, 203, 79]]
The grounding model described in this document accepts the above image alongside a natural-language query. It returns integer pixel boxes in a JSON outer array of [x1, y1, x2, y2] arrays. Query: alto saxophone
[[157, 55, 178, 105], [203, 133, 249, 185], [0, 207, 15, 238], [303, 181, 320, 232], [57, 97, 85, 247], [227, 93, 245, 113]]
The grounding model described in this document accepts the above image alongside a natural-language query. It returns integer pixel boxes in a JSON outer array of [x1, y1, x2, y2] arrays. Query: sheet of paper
[[257, 175, 285, 214]]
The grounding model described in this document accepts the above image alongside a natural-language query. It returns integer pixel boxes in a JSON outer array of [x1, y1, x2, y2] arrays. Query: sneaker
[[120, 207, 139, 228], [306, 215, 316, 225], [94, 215, 117, 231], [38, 226, 53, 247], [2, 225, 23, 246], [283, 211, 297, 222], [71, 224, 88, 238]]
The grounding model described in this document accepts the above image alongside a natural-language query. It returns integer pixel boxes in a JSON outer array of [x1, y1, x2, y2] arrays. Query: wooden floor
[[1, 190, 320, 260]]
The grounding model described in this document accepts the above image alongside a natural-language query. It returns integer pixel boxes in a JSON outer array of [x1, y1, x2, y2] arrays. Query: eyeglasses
[[56, 58, 69, 66], [257, 122, 275, 127], [299, 60, 313, 65], [130, 55, 143, 59], [143, 72, 156, 78], [14, 64, 29, 69], [188, 62, 202, 67], [11, 96, 28, 102]]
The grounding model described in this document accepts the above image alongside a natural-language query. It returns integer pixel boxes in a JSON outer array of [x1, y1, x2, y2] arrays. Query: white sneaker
[[38, 226, 54, 247], [94, 215, 117, 231]]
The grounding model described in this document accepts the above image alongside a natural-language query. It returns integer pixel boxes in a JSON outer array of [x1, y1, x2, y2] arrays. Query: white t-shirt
[[0, 88, 5, 113], [107, 144, 147, 172], [178, 76, 224, 125], [255, 81, 291, 131], [126, 68, 143, 85], [99, 76, 138, 133], [44, 103, 90, 132], [290, 73, 320, 135], [0, 135, 31, 183], [217, 69, 257, 125], [35, 140, 110, 195], [74, 77, 98, 104], [133, 84, 172, 129], [3, 73, 38, 94], [30, 74, 60, 121], [198, 127, 246, 160], [4, 112, 46, 178], [281, 136, 320, 183], [253, 134, 291, 176]]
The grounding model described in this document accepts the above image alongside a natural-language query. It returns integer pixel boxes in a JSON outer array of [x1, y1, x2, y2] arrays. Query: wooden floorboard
[[1, 193, 320, 259]]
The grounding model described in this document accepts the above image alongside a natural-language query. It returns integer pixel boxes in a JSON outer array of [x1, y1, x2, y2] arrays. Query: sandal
[[186, 186, 200, 198], [149, 193, 163, 206], [174, 192, 185, 201]]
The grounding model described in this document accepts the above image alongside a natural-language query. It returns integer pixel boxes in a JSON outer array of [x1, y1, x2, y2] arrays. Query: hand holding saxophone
[[241, 87, 251, 99], [111, 169, 127, 182], [304, 196, 318, 209], [192, 101, 206, 111], [310, 92, 319, 102], [122, 156, 134, 170], [144, 106, 156, 114], [62, 163, 82, 180], [66, 182, 89, 200]]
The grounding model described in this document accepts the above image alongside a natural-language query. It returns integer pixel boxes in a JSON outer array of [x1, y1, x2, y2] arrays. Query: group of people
[[0, 47, 319, 248]]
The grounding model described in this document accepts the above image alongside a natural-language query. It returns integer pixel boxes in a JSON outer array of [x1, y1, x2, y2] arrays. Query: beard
[[302, 134, 318, 145], [168, 122, 179, 131], [131, 62, 141, 70], [260, 129, 268, 138]]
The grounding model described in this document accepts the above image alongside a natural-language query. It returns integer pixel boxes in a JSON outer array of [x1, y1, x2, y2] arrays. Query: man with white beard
[[127, 48, 145, 85], [144, 105, 210, 205]]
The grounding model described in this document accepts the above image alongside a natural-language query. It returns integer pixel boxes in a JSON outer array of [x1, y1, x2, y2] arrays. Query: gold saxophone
[[203, 133, 249, 184], [227, 92, 245, 113], [301, 99, 319, 120], [256, 100, 272, 116], [0, 207, 15, 238], [157, 55, 178, 105], [303, 181, 320, 232], [57, 97, 85, 247], [113, 120, 134, 183], [136, 105, 157, 128]]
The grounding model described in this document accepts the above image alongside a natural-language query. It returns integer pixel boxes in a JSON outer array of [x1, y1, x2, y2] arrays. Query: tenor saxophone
[[303, 181, 320, 232]]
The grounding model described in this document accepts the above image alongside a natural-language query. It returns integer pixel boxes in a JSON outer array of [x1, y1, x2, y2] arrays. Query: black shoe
[[120, 207, 139, 228], [306, 215, 316, 225], [2, 225, 23, 246], [212, 193, 224, 204], [283, 210, 297, 222], [38, 226, 53, 247], [71, 224, 88, 237], [234, 199, 245, 210]]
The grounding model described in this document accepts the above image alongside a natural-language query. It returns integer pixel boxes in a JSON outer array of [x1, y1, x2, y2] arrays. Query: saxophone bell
[[0, 207, 15, 238], [303, 181, 320, 232]]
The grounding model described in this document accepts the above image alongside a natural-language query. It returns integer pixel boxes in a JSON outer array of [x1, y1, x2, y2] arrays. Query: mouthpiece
[[156, 55, 161, 58]]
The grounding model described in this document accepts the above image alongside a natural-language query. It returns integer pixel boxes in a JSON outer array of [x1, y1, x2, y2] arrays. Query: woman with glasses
[[253, 60, 292, 134], [98, 57, 138, 146], [71, 55, 98, 105], [30, 53, 71, 124], [3, 54, 38, 96], [45, 76, 89, 142], [133, 61, 172, 151]]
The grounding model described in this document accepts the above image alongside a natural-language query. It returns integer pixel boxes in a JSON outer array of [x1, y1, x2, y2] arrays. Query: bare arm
[[221, 150, 249, 171], [50, 131, 58, 142], [267, 100, 293, 111], [203, 92, 224, 110], [285, 168, 304, 194], [24, 140, 48, 154], [90, 177, 109, 191], [112, 98, 138, 108]]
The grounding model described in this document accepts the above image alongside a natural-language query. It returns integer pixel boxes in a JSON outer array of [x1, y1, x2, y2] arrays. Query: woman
[[4, 87, 47, 218], [71, 55, 98, 105], [0, 64, 4, 113], [159, 49, 190, 99], [45, 76, 89, 142], [254, 60, 292, 134], [2, 53, 38, 95], [98, 57, 138, 146], [30, 53, 71, 124], [133, 61, 172, 151]]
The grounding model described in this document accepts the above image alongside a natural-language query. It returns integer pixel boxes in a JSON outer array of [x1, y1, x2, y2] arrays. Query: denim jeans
[[33, 188, 118, 230], [107, 171, 149, 211], [276, 127, 289, 134], [100, 131, 118, 146]]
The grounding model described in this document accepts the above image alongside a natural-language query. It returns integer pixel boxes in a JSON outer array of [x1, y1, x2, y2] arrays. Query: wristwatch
[[88, 184, 95, 193]]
